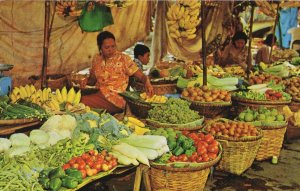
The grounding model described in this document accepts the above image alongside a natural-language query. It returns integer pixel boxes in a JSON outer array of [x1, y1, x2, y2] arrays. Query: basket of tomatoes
[[203, 119, 263, 175], [148, 129, 222, 191]]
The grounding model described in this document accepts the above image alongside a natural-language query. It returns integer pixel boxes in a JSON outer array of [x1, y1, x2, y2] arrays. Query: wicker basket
[[232, 96, 291, 117], [183, 97, 232, 119], [146, 117, 204, 131], [131, 81, 177, 95], [203, 119, 263, 175], [126, 98, 153, 119], [47, 74, 68, 90], [289, 101, 300, 112], [149, 152, 221, 191], [255, 124, 287, 161]]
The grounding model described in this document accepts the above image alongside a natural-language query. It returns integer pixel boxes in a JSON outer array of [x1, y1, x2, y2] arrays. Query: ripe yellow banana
[[170, 32, 179, 39], [189, 8, 200, 17], [73, 90, 81, 105], [20, 86, 28, 98], [12, 87, 20, 96], [179, 18, 185, 28], [10, 93, 17, 103], [55, 89, 64, 103], [25, 85, 32, 97], [167, 20, 177, 26], [30, 85, 36, 94], [42, 88, 49, 102], [67, 87, 76, 104], [187, 34, 197, 40], [177, 6, 185, 20], [128, 116, 145, 127], [190, 2, 201, 10], [61, 86, 67, 102], [186, 28, 196, 35]]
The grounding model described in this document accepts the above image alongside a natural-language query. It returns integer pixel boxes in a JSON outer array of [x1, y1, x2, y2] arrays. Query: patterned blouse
[[90, 51, 139, 108]]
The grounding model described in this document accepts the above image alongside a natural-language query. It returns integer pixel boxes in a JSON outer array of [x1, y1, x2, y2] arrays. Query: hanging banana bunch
[[167, 0, 201, 44], [105, 0, 135, 8], [254, 0, 276, 18], [56, 0, 82, 17]]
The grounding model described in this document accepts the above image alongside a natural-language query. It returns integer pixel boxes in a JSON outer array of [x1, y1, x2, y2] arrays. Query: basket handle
[[216, 139, 229, 148]]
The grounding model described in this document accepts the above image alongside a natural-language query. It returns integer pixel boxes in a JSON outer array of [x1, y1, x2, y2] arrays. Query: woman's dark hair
[[264, 34, 277, 46], [97, 31, 115, 48], [134, 44, 150, 59], [232, 31, 248, 44]]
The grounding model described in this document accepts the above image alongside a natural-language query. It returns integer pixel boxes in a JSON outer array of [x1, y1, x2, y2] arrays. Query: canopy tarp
[[0, 0, 152, 86]]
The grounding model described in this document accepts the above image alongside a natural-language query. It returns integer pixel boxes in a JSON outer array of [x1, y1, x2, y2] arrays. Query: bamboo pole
[[269, 3, 281, 62], [41, 1, 51, 89], [201, 0, 207, 86], [246, 2, 255, 80]]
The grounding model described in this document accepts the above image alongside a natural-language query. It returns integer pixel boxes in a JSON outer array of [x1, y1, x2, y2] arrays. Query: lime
[[266, 116, 275, 122], [271, 109, 278, 116], [276, 114, 285, 121], [166, 128, 174, 132], [244, 113, 254, 122], [238, 112, 246, 121], [257, 114, 266, 121]]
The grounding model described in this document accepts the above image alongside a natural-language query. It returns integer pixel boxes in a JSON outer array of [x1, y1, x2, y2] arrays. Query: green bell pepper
[[177, 135, 186, 144], [173, 146, 184, 156], [168, 141, 177, 151], [38, 177, 50, 189], [185, 149, 194, 157], [65, 169, 83, 183], [49, 167, 66, 179], [62, 176, 78, 189], [182, 138, 193, 150], [49, 178, 62, 191], [39, 168, 52, 178]]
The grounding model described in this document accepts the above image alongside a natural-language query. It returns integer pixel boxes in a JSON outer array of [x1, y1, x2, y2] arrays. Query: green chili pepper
[[185, 149, 194, 157], [182, 139, 193, 150], [49, 178, 62, 191], [61, 176, 78, 189]]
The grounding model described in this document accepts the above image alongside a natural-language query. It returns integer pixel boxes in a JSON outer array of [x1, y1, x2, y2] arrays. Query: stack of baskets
[[149, 148, 222, 191], [255, 124, 287, 161]]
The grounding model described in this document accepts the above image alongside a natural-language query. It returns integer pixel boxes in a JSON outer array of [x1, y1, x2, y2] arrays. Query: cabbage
[[40, 115, 62, 132], [60, 115, 77, 131], [30, 130, 49, 145], [6, 146, 30, 157], [47, 131, 63, 146], [0, 138, 11, 152], [9, 133, 31, 147]]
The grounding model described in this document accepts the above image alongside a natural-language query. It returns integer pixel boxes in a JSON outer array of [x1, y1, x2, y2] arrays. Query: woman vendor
[[255, 34, 277, 65], [80, 31, 154, 114], [218, 31, 251, 70]]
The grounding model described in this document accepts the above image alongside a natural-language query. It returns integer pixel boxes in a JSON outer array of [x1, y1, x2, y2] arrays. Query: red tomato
[[93, 161, 102, 171], [207, 153, 217, 160], [196, 156, 203, 163], [209, 140, 219, 147], [202, 156, 210, 162], [179, 154, 188, 162], [198, 133, 205, 140], [207, 145, 219, 154], [71, 163, 79, 169], [102, 163, 109, 171], [111, 158, 118, 167], [197, 145, 207, 155], [169, 155, 176, 162], [80, 169, 87, 179], [105, 155, 112, 161], [78, 161, 86, 170], [81, 153, 90, 160], [204, 134, 214, 143], [86, 159, 94, 168], [182, 131, 189, 136], [189, 155, 197, 162], [197, 141, 208, 148], [86, 168, 94, 177], [62, 163, 71, 170], [76, 158, 85, 164], [68, 158, 76, 165]]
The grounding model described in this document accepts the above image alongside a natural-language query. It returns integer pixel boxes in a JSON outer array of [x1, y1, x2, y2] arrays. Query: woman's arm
[[133, 69, 154, 96]]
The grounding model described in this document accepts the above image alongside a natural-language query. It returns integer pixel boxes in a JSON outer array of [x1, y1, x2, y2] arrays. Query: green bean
[[2, 176, 17, 191]]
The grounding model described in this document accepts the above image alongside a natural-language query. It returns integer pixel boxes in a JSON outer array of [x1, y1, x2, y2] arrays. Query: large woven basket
[[47, 74, 68, 90], [149, 151, 221, 191], [255, 124, 287, 161], [146, 117, 204, 131], [289, 101, 300, 112], [232, 96, 291, 117], [126, 98, 153, 119], [182, 97, 232, 119], [131, 81, 177, 95], [203, 119, 263, 175]]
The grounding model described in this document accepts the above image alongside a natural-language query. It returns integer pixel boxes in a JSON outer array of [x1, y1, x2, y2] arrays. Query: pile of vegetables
[[148, 98, 200, 124]]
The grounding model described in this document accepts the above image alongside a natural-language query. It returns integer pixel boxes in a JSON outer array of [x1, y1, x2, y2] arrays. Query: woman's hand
[[145, 79, 154, 97]]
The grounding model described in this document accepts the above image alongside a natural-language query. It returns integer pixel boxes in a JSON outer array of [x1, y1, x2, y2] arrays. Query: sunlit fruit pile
[[238, 107, 285, 122], [204, 120, 259, 138], [62, 150, 118, 178], [181, 86, 231, 102], [265, 89, 283, 100], [249, 74, 282, 85], [284, 77, 300, 101], [140, 92, 168, 103]]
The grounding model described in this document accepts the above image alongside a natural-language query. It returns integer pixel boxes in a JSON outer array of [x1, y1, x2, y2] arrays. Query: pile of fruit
[[140, 93, 168, 103], [249, 74, 282, 85], [181, 86, 231, 102], [167, 0, 201, 43], [284, 77, 300, 101], [204, 120, 259, 138], [233, 89, 291, 101], [238, 107, 285, 124], [148, 98, 200, 124], [123, 116, 150, 135]]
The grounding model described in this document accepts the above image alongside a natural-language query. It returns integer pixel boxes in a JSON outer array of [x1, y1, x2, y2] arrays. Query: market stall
[[1, 0, 300, 191]]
